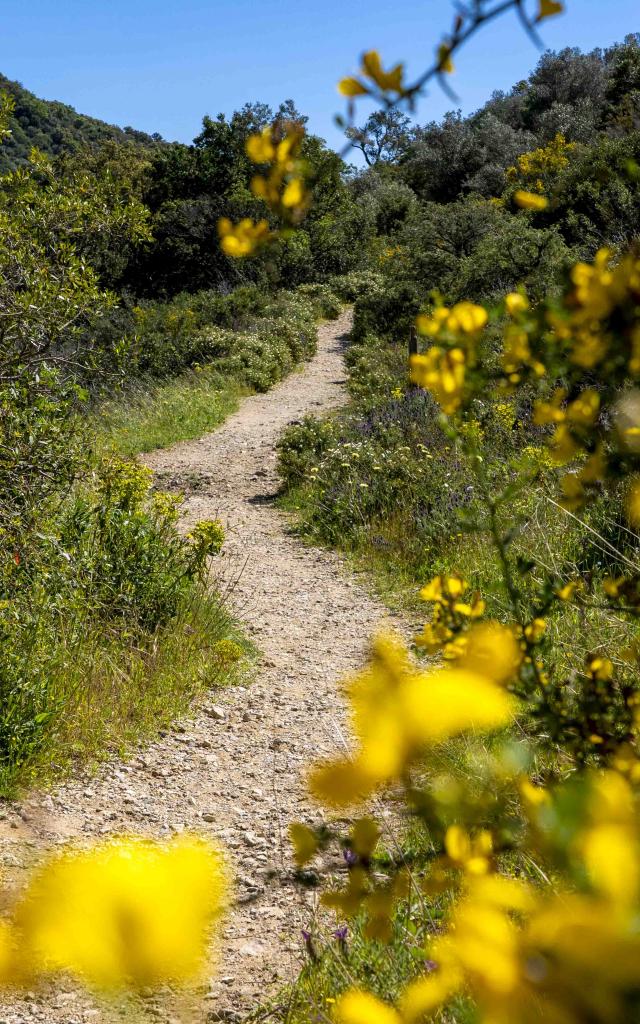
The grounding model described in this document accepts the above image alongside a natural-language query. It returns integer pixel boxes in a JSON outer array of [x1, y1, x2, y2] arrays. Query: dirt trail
[[0, 310, 401, 1023]]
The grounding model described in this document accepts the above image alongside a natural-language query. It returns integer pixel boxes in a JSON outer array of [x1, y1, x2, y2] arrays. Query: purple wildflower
[[301, 928, 318, 961]]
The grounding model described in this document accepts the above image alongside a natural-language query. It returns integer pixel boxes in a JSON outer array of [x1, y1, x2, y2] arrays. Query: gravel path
[[0, 311, 402, 1023]]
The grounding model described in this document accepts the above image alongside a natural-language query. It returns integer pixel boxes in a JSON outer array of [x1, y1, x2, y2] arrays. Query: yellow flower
[[538, 0, 564, 18], [15, 836, 228, 990], [513, 190, 549, 211], [519, 777, 550, 808], [351, 817, 381, 858], [338, 77, 369, 97], [445, 825, 493, 875], [245, 127, 275, 163], [446, 301, 488, 334], [282, 177, 306, 209], [289, 823, 318, 867], [549, 423, 581, 463], [416, 306, 449, 337], [414, 620, 453, 654], [586, 653, 614, 681], [334, 989, 401, 1024], [504, 292, 529, 316], [459, 621, 522, 684], [567, 388, 600, 426], [400, 969, 461, 1022], [218, 217, 271, 257], [361, 50, 405, 93], [410, 347, 466, 414], [437, 44, 454, 74], [420, 574, 467, 603], [309, 635, 516, 808], [524, 618, 546, 643], [582, 824, 639, 906]]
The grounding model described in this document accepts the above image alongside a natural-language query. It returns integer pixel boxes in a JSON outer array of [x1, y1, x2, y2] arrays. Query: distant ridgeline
[[0, 73, 163, 172]]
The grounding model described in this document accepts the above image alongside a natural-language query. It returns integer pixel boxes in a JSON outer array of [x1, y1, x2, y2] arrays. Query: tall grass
[[96, 369, 249, 457]]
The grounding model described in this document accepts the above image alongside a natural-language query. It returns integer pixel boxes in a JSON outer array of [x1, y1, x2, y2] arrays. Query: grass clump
[[97, 369, 248, 457]]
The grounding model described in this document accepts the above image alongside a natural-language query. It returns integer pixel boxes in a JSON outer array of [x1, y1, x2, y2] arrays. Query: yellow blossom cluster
[[411, 249, 640, 519], [507, 133, 577, 196], [338, 51, 406, 99], [0, 836, 228, 992], [332, 768, 640, 1024], [218, 122, 309, 258], [309, 632, 517, 809], [409, 302, 488, 414]]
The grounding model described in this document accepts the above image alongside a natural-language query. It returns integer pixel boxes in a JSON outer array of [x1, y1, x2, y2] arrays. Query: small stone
[[207, 706, 226, 721]]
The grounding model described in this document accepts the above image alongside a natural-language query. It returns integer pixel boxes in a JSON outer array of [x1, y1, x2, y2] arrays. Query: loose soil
[[0, 311, 404, 1023]]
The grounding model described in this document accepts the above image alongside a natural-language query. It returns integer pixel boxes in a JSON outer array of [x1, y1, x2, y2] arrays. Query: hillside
[[0, 72, 163, 172]]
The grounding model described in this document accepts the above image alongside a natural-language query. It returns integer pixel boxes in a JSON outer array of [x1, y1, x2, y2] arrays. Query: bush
[[0, 456, 230, 791], [295, 283, 342, 319], [326, 270, 385, 302], [351, 281, 423, 344], [277, 416, 337, 487]]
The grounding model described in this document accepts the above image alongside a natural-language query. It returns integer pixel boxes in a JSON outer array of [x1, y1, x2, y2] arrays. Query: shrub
[[277, 416, 337, 487], [326, 270, 385, 302], [295, 283, 342, 319]]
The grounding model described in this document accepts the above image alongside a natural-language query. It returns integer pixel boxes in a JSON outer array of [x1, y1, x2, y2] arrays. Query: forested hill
[[0, 73, 163, 172]]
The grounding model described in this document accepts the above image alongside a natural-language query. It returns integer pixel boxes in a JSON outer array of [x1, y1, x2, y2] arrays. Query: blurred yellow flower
[[245, 127, 275, 163], [538, 0, 564, 18], [16, 836, 228, 991], [505, 291, 529, 316], [334, 989, 401, 1024], [459, 621, 522, 684], [218, 217, 272, 257], [513, 190, 549, 211], [310, 635, 516, 808]]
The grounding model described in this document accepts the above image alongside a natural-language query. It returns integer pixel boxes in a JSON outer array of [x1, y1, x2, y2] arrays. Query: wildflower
[[586, 653, 614, 682], [410, 348, 466, 414], [309, 635, 517, 808], [338, 51, 405, 99], [513, 190, 548, 211], [420, 574, 467, 604], [218, 217, 272, 257], [524, 618, 546, 643], [334, 989, 401, 1024], [555, 581, 577, 601], [15, 836, 228, 990], [445, 826, 493, 875], [289, 823, 319, 867], [245, 127, 275, 164], [301, 928, 318, 961], [519, 777, 549, 808], [459, 622, 522, 684], [362, 51, 405, 93], [445, 302, 488, 335], [504, 292, 529, 316], [538, 0, 564, 18], [437, 44, 454, 74]]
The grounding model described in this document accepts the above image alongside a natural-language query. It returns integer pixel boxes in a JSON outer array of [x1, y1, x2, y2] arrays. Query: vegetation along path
[[0, 310, 402, 1023]]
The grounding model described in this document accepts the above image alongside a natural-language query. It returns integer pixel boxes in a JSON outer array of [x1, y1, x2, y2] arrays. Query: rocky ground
[[0, 311, 407, 1023]]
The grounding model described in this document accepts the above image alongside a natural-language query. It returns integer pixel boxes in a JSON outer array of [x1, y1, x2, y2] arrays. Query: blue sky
[[1, 1, 638, 156]]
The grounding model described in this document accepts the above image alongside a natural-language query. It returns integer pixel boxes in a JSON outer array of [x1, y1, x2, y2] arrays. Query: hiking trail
[[0, 310, 403, 1023]]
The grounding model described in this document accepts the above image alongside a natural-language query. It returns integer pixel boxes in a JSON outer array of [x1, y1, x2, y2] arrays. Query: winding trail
[[0, 311, 402, 1023]]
